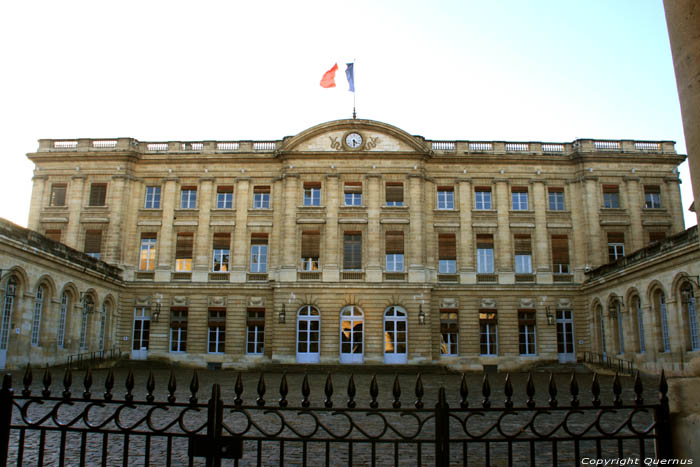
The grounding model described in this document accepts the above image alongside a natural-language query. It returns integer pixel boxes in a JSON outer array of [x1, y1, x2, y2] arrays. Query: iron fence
[[66, 346, 122, 370], [0, 367, 672, 466], [583, 351, 636, 375]]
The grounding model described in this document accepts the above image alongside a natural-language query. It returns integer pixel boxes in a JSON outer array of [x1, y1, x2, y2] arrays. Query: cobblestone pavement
[[5, 367, 664, 466]]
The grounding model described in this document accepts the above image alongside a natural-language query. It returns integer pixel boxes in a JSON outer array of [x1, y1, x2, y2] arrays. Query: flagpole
[[352, 59, 356, 119]]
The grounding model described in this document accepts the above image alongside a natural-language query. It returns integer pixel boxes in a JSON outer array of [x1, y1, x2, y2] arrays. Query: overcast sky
[[0, 0, 694, 228]]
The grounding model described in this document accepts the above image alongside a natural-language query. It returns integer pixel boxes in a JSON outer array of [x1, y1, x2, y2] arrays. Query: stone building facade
[[5, 118, 695, 371]]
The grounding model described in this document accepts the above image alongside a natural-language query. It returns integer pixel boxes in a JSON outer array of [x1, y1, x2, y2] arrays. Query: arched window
[[98, 301, 108, 351], [654, 290, 670, 353], [340, 306, 364, 364], [57, 292, 70, 349], [384, 306, 407, 364], [297, 305, 320, 363], [631, 295, 645, 353], [79, 295, 94, 350], [681, 284, 699, 351], [610, 299, 624, 355], [1, 277, 17, 353], [31, 285, 45, 346], [597, 304, 607, 357]]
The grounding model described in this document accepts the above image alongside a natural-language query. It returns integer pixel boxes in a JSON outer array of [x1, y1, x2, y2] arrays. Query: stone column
[[279, 174, 299, 282], [568, 180, 587, 282], [27, 174, 47, 231], [408, 175, 425, 282], [583, 176, 603, 267], [64, 175, 86, 249], [231, 178, 251, 283], [457, 178, 475, 284], [105, 175, 127, 264], [532, 180, 552, 284], [365, 174, 382, 282], [193, 177, 214, 281], [624, 176, 644, 252], [494, 179, 513, 284], [155, 177, 178, 281], [664, 176, 685, 234], [323, 174, 340, 282]]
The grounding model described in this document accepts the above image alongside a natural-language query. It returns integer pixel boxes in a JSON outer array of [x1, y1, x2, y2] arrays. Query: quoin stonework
[[0, 119, 697, 375]]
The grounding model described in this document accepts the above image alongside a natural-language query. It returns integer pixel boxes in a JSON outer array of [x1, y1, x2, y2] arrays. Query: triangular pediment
[[279, 119, 429, 154]]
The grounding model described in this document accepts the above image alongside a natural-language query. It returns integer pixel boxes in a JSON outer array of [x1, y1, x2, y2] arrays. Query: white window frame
[[645, 192, 661, 209], [212, 248, 230, 272], [140, 237, 157, 271], [548, 191, 565, 210], [636, 298, 646, 353], [170, 310, 187, 353], [144, 186, 161, 209], [57, 292, 69, 348], [475, 190, 492, 210], [98, 302, 107, 351], [303, 187, 321, 206], [340, 306, 364, 363], [246, 322, 265, 355], [477, 248, 495, 274], [253, 192, 270, 209], [660, 293, 671, 352], [603, 192, 620, 209], [512, 191, 529, 210], [437, 190, 454, 210], [438, 259, 456, 274], [180, 188, 197, 209], [608, 243, 625, 261], [480, 318, 498, 356], [217, 191, 233, 209], [344, 192, 362, 206], [515, 254, 532, 274], [383, 306, 408, 364], [386, 253, 404, 272], [440, 311, 459, 356], [250, 244, 268, 273], [519, 318, 536, 356], [31, 286, 44, 346]]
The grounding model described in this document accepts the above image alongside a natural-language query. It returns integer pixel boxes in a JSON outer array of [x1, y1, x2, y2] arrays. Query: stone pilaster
[[532, 180, 552, 283], [424, 178, 436, 283], [494, 179, 513, 283], [365, 174, 382, 283], [408, 175, 425, 282], [231, 178, 251, 282], [155, 177, 178, 281], [457, 178, 475, 284], [193, 177, 214, 281], [568, 180, 587, 282], [323, 174, 340, 282], [64, 175, 86, 249], [106, 175, 127, 264], [27, 175, 47, 231], [279, 174, 299, 282], [624, 176, 643, 252], [664, 177, 685, 234], [583, 176, 603, 267]]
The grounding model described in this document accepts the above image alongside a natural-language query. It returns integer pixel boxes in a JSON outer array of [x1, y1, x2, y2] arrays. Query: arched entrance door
[[132, 307, 150, 360], [340, 306, 363, 364], [384, 306, 407, 364], [297, 305, 320, 363]]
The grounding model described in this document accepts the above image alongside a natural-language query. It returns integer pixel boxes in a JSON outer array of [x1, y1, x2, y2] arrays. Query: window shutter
[[477, 234, 494, 249], [386, 183, 403, 202], [51, 184, 67, 206], [511, 186, 527, 193], [213, 233, 230, 249], [247, 308, 265, 325], [607, 232, 625, 244], [644, 185, 660, 194], [89, 184, 107, 206], [551, 235, 569, 263], [548, 187, 563, 193], [217, 186, 233, 193], [170, 308, 188, 327], [603, 185, 619, 193], [45, 230, 61, 243], [301, 231, 321, 257], [208, 309, 226, 325], [514, 235, 531, 254], [343, 233, 362, 269], [141, 232, 157, 239], [254, 186, 270, 193], [649, 231, 666, 243], [385, 231, 404, 254], [304, 182, 321, 189], [84, 230, 102, 254], [344, 182, 362, 193], [438, 233, 456, 260], [518, 310, 536, 325], [176, 233, 194, 258], [251, 233, 268, 245]]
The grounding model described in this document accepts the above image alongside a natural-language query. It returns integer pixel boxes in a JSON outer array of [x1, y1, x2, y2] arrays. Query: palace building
[[1, 118, 698, 374]]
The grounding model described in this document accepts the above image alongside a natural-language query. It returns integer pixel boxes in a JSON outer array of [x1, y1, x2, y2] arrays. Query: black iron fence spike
[[347, 374, 356, 409], [42, 367, 52, 398], [189, 370, 199, 405], [370, 374, 379, 409], [22, 364, 32, 397], [525, 372, 535, 408], [1, 374, 11, 392], [279, 372, 289, 407], [301, 373, 310, 408], [125, 370, 134, 402], [592, 373, 601, 407], [104, 368, 114, 401], [146, 371, 155, 403], [62, 367, 72, 400], [415, 373, 424, 409], [83, 368, 92, 400], [570, 370, 579, 407], [234, 372, 243, 407], [634, 370, 644, 406], [613, 372, 622, 407], [482, 373, 491, 408], [504, 373, 513, 408], [460, 373, 469, 408], [548, 373, 558, 408], [392, 375, 401, 409], [168, 370, 177, 404], [257, 373, 266, 407], [324, 373, 333, 408]]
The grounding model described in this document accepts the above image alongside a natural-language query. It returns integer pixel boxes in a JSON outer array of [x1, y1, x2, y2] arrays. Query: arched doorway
[[297, 305, 320, 363], [340, 306, 363, 364], [0, 277, 18, 369], [383, 306, 407, 364]]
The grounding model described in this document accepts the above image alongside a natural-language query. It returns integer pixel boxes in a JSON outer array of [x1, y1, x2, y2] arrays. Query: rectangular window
[[88, 183, 107, 206], [474, 187, 492, 210], [45, 230, 61, 243], [253, 186, 270, 209], [180, 187, 197, 209], [437, 186, 454, 210], [84, 230, 102, 259], [644, 185, 661, 209], [246, 308, 265, 354], [548, 187, 565, 211], [551, 235, 570, 274], [216, 186, 233, 209], [438, 233, 457, 273], [440, 309, 458, 356], [140, 233, 157, 271], [175, 233, 194, 271], [250, 234, 268, 272], [303, 182, 321, 206], [50, 184, 67, 206], [514, 234, 532, 274], [301, 230, 320, 271], [479, 310, 498, 355], [512, 187, 529, 210], [649, 231, 666, 244], [385, 231, 405, 272], [212, 233, 230, 272], [344, 182, 362, 206], [608, 232, 625, 262], [343, 232, 362, 270], [385, 183, 404, 206], [603, 185, 620, 208], [144, 186, 161, 209], [518, 310, 537, 355], [170, 308, 187, 352], [208, 309, 226, 353], [477, 234, 495, 274]]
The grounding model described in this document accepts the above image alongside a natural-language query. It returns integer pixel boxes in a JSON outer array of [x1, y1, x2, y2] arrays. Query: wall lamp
[[545, 306, 555, 326], [418, 305, 426, 325], [279, 304, 286, 324]]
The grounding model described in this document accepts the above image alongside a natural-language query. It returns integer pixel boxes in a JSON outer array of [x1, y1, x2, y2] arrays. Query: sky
[[0, 0, 695, 228]]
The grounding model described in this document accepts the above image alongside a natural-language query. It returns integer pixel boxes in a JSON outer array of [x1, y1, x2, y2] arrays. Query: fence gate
[[0, 368, 673, 466]]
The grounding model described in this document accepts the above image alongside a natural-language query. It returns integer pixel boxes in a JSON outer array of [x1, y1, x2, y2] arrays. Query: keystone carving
[[519, 298, 536, 309], [558, 298, 572, 309], [248, 296, 265, 307], [440, 298, 459, 309], [172, 296, 187, 306], [480, 298, 497, 309], [208, 296, 226, 307], [136, 295, 151, 306]]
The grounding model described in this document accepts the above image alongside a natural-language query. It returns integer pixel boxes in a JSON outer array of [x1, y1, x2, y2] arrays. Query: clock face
[[345, 132, 363, 149]]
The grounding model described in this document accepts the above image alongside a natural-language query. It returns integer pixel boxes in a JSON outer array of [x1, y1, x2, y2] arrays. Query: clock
[[345, 132, 363, 149]]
